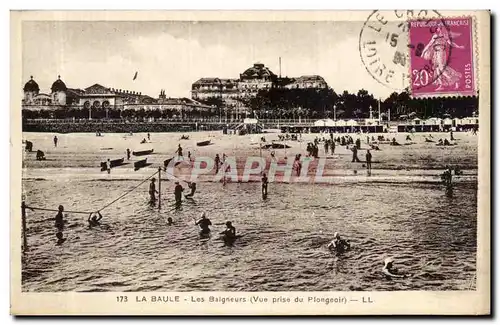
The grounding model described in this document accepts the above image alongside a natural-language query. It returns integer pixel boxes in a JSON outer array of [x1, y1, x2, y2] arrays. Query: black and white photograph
[[11, 10, 490, 315]]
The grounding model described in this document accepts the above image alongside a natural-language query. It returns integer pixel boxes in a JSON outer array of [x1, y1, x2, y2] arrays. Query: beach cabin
[[458, 117, 479, 131], [442, 117, 453, 131], [313, 119, 337, 132], [346, 119, 358, 133], [412, 118, 423, 132], [423, 117, 442, 132], [398, 118, 417, 133], [363, 118, 382, 133], [334, 119, 347, 133]]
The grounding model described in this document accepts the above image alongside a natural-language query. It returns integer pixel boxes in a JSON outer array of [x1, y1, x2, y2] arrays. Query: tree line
[[227, 88, 479, 120], [22, 88, 478, 121]]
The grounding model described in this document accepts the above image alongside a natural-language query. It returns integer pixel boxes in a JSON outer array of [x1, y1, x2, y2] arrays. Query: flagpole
[[378, 98, 381, 123]]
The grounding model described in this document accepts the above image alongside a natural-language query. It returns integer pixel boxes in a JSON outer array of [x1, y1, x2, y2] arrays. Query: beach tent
[[234, 118, 264, 134], [335, 119, 347, 127], [364, 118, 379, 125], [412, 118, 422, 125], [346, 119, 358, 126], [314, 119, 326, 127], [243, 118, 258, 124], [323, 118, 336, 126]]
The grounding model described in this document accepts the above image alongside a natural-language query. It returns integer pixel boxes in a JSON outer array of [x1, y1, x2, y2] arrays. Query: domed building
[[51, 75, 68, 106], [22, 76, 40, 105], [21, 75, 211, 118]]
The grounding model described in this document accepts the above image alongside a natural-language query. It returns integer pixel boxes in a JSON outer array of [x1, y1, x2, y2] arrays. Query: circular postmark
[[359, 10, 453, 93]]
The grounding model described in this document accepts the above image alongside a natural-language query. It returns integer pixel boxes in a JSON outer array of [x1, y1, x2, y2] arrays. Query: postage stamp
[[408, 17, 476, 97], [359, 10, 446, 92]]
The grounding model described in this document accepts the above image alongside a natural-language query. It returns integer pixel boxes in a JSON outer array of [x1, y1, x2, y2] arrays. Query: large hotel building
[[191, 62, 329, 112]]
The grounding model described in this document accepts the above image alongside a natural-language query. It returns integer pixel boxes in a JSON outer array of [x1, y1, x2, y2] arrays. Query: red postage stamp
[[409, 17, 475, 97]]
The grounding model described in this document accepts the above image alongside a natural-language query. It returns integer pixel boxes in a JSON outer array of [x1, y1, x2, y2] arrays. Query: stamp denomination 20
[[359, 10, 447, 92]]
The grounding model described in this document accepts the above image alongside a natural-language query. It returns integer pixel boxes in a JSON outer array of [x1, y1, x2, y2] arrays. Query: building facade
[[22, 76, 210, 114], [191, 62, 330, 107]]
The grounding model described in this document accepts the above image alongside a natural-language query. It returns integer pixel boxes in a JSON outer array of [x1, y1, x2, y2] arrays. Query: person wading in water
[[176, 144, 183, 158], [55, 205, 65, 232], [366, 149, 372, 176], [174, 181, 184, 207], [185, 182, 196, 199], [351, 146, 361, 162], [195, 212, 212, 238], [149, 178, 158, 205], [261, 173, 268, 198], [221, 221, 237, 246]]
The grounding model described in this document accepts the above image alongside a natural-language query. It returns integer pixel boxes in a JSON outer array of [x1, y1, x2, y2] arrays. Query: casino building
[[22, 76, 210, 114]]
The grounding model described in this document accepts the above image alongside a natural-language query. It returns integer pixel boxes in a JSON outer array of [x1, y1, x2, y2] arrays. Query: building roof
[[157, 97, 211, 108], [240, 63, 276, 79], [51, 76, 67, 92], [295, 75, 326, 82], [67, 88, 86, 97], [23, 76, 39, 92], [193, 78, 223, 85], [33, 93, 51, 99], [220, 78, 238, 84]]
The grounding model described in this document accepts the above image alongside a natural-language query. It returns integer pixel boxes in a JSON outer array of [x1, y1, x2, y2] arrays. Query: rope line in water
[[24, 170, 160, 215], [97, 170, 159, 212], [25, 206, 92, 215]]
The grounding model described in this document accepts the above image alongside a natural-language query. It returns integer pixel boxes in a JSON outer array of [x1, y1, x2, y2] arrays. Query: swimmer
[[327, 232, 351, 255], [167, 217, 173, 226], [195, 212, 212, 237], [382, 257, 410, 279], [88, 211, 103, 229], [185, 182, 196, 199], [221, 221, 237, 246]]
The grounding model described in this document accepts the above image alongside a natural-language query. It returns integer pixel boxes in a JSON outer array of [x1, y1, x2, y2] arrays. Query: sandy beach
[[21, 130, 478, 292]]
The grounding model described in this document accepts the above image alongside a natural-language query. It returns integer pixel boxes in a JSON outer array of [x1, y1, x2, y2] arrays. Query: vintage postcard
[[10, 10, 490, 315]]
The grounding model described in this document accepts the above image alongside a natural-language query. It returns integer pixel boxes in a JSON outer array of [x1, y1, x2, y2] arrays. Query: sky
[[22, 20, 397, 99]]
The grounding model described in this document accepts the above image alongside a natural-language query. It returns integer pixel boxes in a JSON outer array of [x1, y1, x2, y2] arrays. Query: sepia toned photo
[[10, 10, 490, 315]]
